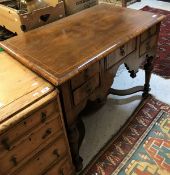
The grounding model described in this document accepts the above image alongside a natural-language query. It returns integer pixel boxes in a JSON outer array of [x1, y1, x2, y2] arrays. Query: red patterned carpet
[[141, 6, 170, 78], [82, 96, 170, 175]]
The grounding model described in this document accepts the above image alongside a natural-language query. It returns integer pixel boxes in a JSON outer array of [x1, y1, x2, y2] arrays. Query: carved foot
[[124, 63, 137, 78], [68, 118, 85, 172]]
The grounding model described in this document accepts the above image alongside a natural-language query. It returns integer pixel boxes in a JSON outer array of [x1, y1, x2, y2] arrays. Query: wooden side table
[[0, 4, 165, 171]]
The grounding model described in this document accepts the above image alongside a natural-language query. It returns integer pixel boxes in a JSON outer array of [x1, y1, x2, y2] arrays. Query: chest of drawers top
[[0, 51, 54, 126], [0, 51, 75, 175], [0, 4, 165, 86]]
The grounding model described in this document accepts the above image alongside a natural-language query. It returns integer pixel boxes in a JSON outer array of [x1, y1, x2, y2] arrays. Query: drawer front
[[140, 25, 157, 43], [0, 100, 59, 151], [106, 38, 136, 69], [126, 38, 136, 55], [44, 157, 74, 175], [139, 35, 157, 56], [71, 62, 100, 90], [73, 73, 100, 106], [13, 136, 67, 175], [0, 115, 62, 174]]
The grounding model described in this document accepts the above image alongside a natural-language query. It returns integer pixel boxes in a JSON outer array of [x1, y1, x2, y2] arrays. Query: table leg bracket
[[109, 86, 151, 96]]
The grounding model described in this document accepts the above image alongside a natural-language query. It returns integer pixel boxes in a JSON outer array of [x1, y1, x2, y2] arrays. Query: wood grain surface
[[0, 4, 165, 85], [0, 51, 54, 124]]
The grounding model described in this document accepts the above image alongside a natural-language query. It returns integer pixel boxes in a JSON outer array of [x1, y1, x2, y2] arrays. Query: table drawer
[[139, 35, 157, 56], [73, 73, 100, 106], [0, 115, 62, 174], [126, 37, 136, 55], [71, 62, 100, 90], [13, 135, 67, 175], [106, 38, 136, 69], [140, 25, 157, 43], [44, 157, 74, 175], [0, 100, 59, 151]]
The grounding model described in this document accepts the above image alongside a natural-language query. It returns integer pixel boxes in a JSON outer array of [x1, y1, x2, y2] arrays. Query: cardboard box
[[64, 0, 98, 15], [0, 1, 65, 34]]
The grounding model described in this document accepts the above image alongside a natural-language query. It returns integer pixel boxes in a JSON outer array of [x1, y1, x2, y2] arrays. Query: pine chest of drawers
[[0, 51, 75, 175]]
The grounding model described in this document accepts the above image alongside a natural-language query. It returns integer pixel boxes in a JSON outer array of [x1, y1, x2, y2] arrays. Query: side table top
[[0, 4, 165, 85]]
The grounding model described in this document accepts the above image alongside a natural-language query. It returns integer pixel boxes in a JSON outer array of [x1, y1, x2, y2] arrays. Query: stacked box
[[64, 0, 98, 15], [0, 1, 65, 34]]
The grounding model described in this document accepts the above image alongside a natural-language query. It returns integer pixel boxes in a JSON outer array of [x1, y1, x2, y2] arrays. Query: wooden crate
[[0, 1, 65, 34]]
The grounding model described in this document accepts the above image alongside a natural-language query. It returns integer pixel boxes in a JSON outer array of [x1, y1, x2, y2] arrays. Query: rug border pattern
[[113, 110, 165, 175]]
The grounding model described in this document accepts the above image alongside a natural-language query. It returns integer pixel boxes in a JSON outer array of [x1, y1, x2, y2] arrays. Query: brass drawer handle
[[53, 149, 60, 158], [120, 46, 125, 56], [1, 137, 10, 150], [42, 128, 52, 139], [11, 156, 18, 166], [41, 112, 47, 123]]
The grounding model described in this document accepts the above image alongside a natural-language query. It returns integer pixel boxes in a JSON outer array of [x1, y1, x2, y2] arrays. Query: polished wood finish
[[71, 62, 99, 90], [140, 34, 157, 56], [0, 52, 74, 175], [0, 4, 165, 171], [73, 73, 100, 106], [0, 4, 164, 86], [140, 25, 157, 42], [106, 38, 136, 69]]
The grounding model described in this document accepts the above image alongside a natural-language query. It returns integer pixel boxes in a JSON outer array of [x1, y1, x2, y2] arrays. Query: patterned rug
[[158, 0, 170, 2], [82, 96, 170, 175], [141, 6, 170, 79]]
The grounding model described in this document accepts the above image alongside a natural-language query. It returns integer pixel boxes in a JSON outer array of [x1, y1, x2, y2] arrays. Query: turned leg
[[143, 55, 154, 98], [109, 56, 154, 97], [68, 118, 85, 172]]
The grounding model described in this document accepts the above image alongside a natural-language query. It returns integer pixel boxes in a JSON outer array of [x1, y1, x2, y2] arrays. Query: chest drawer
[[43, 156, 74, 175], [73, 73, 100, 106], [0, 114, 62, 174], [139, 34, 157, 56], [0, 100, 59, 151], [106, 38, 136, 69], [140, 25, 157, 43], [12, 135, 68, 175], [71, 62, 100, 90]]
